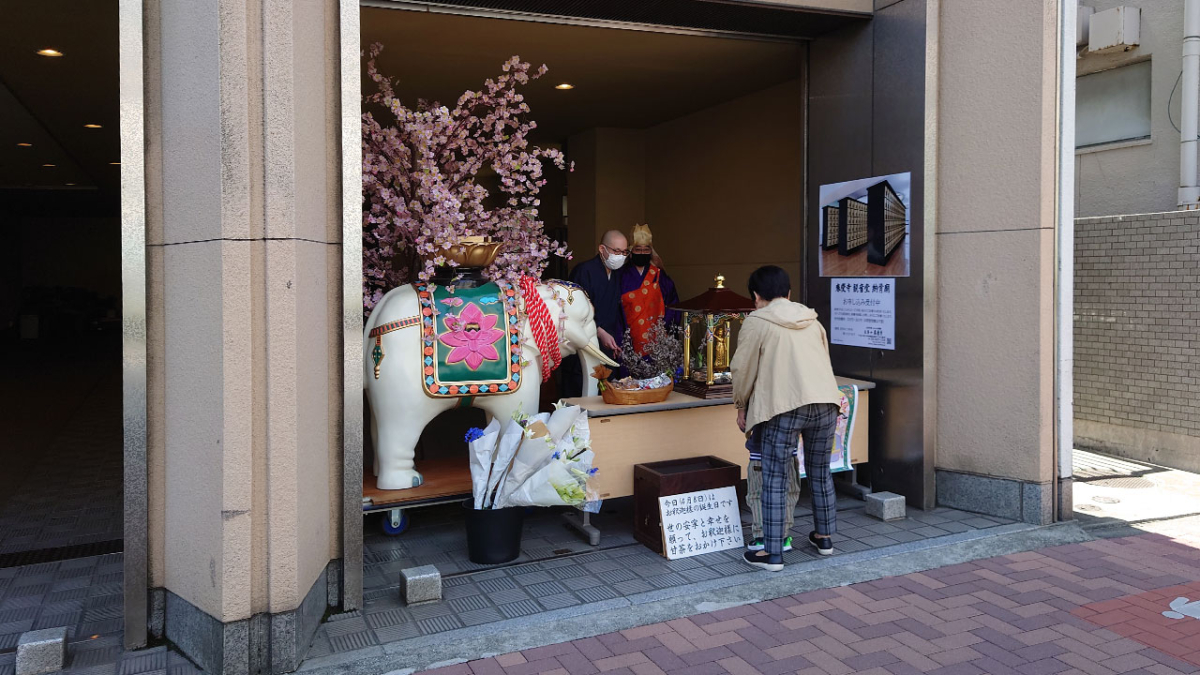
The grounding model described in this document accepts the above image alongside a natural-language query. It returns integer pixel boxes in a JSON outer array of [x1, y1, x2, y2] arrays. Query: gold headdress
[[631, 223, 653, 247]]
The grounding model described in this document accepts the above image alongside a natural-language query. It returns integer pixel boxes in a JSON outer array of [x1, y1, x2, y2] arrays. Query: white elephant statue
[[364, 279, 619, 490]]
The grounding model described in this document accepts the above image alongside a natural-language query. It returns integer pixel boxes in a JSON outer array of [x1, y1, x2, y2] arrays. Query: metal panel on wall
[[806, 0, 929, 507]]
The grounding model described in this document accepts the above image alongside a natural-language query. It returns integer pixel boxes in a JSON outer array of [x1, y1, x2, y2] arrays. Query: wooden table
[[560, 376, 873, 543], [564, 376, 872, 500]]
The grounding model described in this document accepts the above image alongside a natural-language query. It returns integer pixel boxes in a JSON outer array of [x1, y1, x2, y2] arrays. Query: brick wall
[[1074, 211, 1200, 470]]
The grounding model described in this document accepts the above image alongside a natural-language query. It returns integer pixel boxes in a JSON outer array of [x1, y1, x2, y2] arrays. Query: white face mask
[[603, 252, 626, 270]]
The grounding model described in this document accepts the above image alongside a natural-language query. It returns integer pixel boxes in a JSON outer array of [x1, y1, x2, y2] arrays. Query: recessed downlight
[[65, 183, 76, 186], [42, 163, 56, 167], [37, 49, 64, 57], [84, 123, 102, 129], [555, 83, 574, 90], [16, 142, 32, 147], [110, 161, 121, 165]]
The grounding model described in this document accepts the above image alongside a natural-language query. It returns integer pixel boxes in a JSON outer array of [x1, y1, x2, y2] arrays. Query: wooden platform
[[362, 456, 472, 511]]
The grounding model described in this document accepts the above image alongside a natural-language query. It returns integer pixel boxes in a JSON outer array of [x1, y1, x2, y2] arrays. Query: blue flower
[[464, 427, 486, 443]]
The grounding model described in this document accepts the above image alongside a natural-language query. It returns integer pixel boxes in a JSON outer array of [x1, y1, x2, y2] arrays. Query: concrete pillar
[[143, 1, 342, 672], [931, 0, 1063, 524]]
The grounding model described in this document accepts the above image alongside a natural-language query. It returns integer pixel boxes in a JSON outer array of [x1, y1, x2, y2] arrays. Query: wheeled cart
[[362, 456, 472, 535]]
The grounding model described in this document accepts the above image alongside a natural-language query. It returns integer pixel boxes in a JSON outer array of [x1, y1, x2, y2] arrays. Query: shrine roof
[[670, 286, 755, 313]]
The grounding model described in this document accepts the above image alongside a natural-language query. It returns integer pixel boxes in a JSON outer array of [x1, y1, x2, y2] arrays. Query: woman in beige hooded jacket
[[731, 266, 841, 570]]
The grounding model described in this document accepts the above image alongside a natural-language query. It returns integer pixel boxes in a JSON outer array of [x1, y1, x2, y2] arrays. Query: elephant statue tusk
[[581, 343, 619, 367]]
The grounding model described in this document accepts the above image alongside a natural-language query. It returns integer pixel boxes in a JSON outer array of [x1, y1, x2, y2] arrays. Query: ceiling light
[[555, 83, 574, 90], [42, 163, 55, 167], [17, 142, 32, 147], [110, 161, 121, 165], [37, 49, 64, 57], [84, 123, 102, 129], [65, 183, 75, 186]]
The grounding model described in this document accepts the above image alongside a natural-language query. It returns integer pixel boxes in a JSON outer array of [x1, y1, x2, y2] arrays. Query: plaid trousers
[[756, 403, 839, 557]]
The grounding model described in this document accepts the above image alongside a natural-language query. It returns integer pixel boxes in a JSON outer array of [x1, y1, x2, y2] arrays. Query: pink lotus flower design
[[438, 302, 505, 370]]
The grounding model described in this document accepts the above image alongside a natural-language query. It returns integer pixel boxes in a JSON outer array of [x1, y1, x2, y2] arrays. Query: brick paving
[[312, 503, 1009, 657], [416, 531, 1200, 675]]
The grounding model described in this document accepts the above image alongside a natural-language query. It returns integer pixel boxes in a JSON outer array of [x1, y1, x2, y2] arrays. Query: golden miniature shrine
[[671, 274, 755, 399]]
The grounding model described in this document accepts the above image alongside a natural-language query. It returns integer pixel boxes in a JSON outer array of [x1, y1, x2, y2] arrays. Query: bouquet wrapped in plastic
[[465, 404, 599, 511]]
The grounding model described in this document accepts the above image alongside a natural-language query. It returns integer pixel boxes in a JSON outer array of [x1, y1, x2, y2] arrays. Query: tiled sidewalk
[[0, 554, 124, 652], [315, 504, 1010, 656], [416, 532, 1200, 675]]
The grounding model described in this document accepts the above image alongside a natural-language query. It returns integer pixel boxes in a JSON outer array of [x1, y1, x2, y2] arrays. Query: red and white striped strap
[[520, 277, 561, 382]]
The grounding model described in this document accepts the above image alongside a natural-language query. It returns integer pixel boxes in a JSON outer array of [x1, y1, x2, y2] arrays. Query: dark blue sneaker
[[743, 550, 783, 572], [809, 531, 834, 556]]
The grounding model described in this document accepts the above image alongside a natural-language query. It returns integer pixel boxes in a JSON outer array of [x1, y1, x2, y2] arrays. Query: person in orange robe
[[617, 224, 680, 355]]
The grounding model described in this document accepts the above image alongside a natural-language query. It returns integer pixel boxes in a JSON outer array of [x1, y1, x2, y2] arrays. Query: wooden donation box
[[672, 275, 755, 400], [633, 456, 740, 554]]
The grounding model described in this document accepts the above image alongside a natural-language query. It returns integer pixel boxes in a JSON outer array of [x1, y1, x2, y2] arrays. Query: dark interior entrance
[[0, 1, 123, 569]]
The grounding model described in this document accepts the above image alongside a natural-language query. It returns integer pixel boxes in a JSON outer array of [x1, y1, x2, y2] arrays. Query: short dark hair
[[747, 266, 791, 302]]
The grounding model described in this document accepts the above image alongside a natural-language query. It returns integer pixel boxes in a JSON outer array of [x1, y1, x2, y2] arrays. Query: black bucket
[[462, 500, 525, 565]]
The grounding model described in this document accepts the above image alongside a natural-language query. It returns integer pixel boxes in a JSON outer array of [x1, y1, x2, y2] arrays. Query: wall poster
[[818, 172, 911, 277], [830, 279, 895, 350], [797, 384, 858, 476]]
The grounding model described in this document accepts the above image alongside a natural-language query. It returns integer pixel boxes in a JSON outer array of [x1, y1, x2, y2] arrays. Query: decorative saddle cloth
[[416, 282, 523, 397]]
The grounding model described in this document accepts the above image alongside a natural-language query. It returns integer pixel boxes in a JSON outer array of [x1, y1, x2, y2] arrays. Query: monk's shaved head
[[601, 230, 627, 249]]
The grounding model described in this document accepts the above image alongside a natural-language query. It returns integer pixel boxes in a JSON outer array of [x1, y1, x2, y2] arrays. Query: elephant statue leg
[[375, 416, 428, 490]]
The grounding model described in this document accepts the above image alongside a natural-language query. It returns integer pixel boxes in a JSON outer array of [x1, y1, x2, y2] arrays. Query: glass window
[[1075, 60, 1152, 148]]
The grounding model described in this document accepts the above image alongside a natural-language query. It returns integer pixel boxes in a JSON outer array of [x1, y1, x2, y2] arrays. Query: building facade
[[1070, 1, 1200, 472], [108, 0, 1078, 672], [1075, 0, 1198, 216]]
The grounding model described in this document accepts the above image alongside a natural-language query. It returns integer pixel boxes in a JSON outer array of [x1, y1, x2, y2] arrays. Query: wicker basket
[[600, 382, 673, 405]]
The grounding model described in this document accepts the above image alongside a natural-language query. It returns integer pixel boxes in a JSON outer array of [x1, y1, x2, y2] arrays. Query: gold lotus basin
[[441, 236, 502, 268]]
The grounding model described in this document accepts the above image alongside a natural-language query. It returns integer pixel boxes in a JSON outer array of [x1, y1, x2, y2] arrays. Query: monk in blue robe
[[560, 230, 628, 396]]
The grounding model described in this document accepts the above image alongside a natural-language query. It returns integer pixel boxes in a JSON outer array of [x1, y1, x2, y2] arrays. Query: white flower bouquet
[[465, 404, 599, 511]]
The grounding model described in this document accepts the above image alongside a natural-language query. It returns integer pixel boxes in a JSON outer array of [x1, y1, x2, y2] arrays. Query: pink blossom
[[361, 45, 571, 316]]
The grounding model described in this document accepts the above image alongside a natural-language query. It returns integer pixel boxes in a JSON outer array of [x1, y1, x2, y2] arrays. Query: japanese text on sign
[[830, 278, 896, 350], [658, 486, 744, 560]]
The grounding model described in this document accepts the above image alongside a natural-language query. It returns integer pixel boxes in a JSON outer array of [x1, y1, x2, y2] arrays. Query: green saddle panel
[[416, 281, 523, 397]]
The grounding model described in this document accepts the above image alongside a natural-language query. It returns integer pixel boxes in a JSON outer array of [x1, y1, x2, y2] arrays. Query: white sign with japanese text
[[830, 279, 896, 350], [658, 486, 744, 559]]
